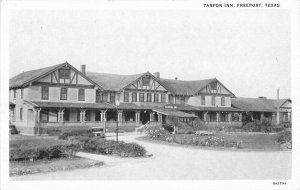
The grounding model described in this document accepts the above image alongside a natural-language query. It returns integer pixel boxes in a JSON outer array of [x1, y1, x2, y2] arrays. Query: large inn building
[[9, 62, 292, 135]]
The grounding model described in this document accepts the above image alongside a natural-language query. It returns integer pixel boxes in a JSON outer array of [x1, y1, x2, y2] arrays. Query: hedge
[[59, 129, 95, 140], [10, 141, 82, 161]]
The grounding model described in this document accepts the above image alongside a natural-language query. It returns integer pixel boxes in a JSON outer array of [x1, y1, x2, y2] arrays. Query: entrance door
[[140, 110, 150, 124]]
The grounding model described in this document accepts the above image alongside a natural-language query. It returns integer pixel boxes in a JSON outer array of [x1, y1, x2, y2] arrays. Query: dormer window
[[211, 82, 217, 90], [58, 68, 70, 79], [142, 76, 150, 86]]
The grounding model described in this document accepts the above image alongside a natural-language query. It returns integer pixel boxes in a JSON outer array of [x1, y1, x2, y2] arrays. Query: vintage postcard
[[1, 0, 299, 189]]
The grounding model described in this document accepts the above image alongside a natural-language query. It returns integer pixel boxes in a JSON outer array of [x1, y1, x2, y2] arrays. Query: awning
[[153, 108, 197, 118], [30, 101, 116, 109]]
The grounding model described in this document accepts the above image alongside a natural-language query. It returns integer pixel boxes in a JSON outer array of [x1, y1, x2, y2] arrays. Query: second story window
[[78, 89, 85, 101], [124, 92, 129, 102], [139, 93, 144, 102], [102, 92, 108, 102], [175, 95, 180, 104], [21, 89, 24, 99], [147, 93, 152, 102], [169, 95, 174, 104], [161, 94, 166, 103], [132, 92, 137, 102], [20, 108, 23, 121], [13, 89, 17, 99], [212, 95, 215, 106], [96, 90, 102, 103], [201, 95, 205, 105], [221, 96, 225, 106], [58, 68, 71, 79], [60, 88, 68, 100], [154, 94, 159, 102], [41, 86, 49, 100], [180, 96, 185, 104], [110, 93, 115, 104]]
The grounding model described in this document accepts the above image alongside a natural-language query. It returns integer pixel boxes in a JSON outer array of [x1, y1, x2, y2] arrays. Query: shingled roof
[[86, 72, 151, 91], [231, 97, 291, 112], [158, 78, 216, 95], [9, 63, 65, 89]]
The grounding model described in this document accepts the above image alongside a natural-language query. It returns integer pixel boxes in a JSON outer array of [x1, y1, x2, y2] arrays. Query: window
[[21, 89, 24, 99], [110, 93, 115, 104], [96, 90, 102, 103], [210, 112, 217, 121], [161, 94, 166, 103], [169, 95, 174, 104], [78, 89, 85, 101], [154, 94, 159, 102], [221, 96, 225, 106], [139, 93, 144, 102], [142, 76, 150, 86], [58, 68, 71, 79], [175, 95, 180, 104], [41, 86, 49, 100], [85, 110, 91, 121], [63, 110, 70, 121], [201, 96, 205, 105], [124, 92, 129, 102], [20, 108, 23, 121], [40, 110, 49, 122], [147, 93, 152, 102], [132, 92, 137, 102], [180, 96, 185, 104], [60, 88, 68, 100], [212, 95, 215, 106], [95, 111, 101, 121], [211, 82, 217, 90], [220, 112, 227, 122], [102, 92, 108, 102], [13, 89, 17, 99]]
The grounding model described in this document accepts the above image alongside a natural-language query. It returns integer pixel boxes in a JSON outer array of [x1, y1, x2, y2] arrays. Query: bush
[[10, 141, 82, 161], [145, 126, 170, 141], [9, 125, 19, 135], [40, 127, 62, 136], [276, 131, 292, 144], [113, 142, 147, 157], [71, 136, 147, 157], [59, 129, 94, 140], [243, 119, 273, 133]]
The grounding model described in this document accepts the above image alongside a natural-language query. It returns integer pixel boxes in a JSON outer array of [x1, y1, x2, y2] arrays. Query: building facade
[[9, 62, 291, 135]]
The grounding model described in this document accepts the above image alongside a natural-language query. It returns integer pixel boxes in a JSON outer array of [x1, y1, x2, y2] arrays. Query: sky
[[9, 9, 291, 99]]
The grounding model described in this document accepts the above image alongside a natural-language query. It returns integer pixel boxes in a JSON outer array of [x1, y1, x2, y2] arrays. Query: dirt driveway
[[11, 133, 291, 180]]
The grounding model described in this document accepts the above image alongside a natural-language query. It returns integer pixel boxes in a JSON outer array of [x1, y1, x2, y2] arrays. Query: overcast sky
[[9, 9, 290, 99]]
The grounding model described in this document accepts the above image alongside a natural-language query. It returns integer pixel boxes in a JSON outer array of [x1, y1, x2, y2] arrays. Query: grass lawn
[[10, 157, 103, 176], [10, 135, 61, 148]]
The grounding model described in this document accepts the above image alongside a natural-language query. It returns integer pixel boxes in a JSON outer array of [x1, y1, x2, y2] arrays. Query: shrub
[[145, 126, 170, 141], [40, 127, 62, 136], [71, 136, 147, 157], [59, 129, 94, 140], [9, 125, 19, 135], [9, 141, 82, 161], [276, 131, 292, 144], [113, 142, 147, 157]]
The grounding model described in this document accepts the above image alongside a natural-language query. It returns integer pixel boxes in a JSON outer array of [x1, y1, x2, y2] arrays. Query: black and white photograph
[[1, 0, 299, 189]]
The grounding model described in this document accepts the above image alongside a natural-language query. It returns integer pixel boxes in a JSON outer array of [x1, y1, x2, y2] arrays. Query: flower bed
[[145, 126, 240, 148]]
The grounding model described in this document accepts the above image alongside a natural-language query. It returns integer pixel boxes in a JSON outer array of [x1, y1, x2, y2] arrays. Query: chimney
[[175, 77, 178, 80], [80, 64, 86, 75], [153, 72, 160, 79]]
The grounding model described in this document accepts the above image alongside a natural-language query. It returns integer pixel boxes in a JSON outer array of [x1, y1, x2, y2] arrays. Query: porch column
[[216, 112, 220, 122], [135, 111, 140, 126], [150, 111, 154, 122], [58, 109, 64, 123], [81, 110, 86, 123], [272, 113, 276, 123], [288, 112, 291, 122], [37, 108, 41, 135], [228, 112, 232, 122], [239, 113, 243, 122], [260, 112, 264, 121], [101, 110, 107, 133], [204, 112, 208, 122], [158, 113, 162, 123], [118, 110, 123, 123]]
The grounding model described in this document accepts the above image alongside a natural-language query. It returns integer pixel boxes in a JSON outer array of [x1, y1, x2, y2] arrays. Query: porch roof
[[194, 106, 242, 112], [164, 104, 242, 112], [152, 108, 197, 118], [117, 103, 153, 110], [31, 101, 116, 109]]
